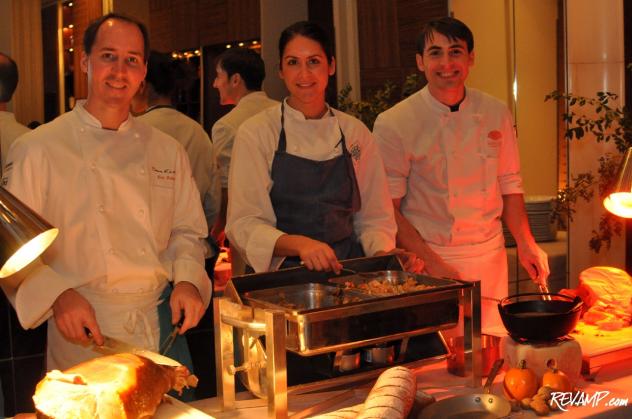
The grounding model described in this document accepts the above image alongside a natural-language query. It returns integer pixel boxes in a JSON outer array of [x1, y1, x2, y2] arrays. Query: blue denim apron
[[269, 102, 364, 268]]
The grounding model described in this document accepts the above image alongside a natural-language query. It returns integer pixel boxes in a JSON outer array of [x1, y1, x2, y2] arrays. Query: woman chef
[[226, 21, 422, 273]]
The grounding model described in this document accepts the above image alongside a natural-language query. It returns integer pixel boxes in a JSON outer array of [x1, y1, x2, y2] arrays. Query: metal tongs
[[159, 318, 183, 355], [538, 283, 552, 301]]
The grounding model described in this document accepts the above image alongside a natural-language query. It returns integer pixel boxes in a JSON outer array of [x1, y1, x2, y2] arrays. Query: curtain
[[11, 0, 45, 126]]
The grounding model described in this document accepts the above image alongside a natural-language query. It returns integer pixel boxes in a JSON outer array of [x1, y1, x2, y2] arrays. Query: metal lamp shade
[[604, 147, 632, 218], [0, 187, 58, 278]]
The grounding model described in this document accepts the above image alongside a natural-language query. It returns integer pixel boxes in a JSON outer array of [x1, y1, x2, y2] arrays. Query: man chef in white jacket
[[373, 17, 549, 332], [0, 13, 210, 370]]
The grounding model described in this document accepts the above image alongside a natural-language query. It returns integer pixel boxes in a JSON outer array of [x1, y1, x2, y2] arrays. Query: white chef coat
[[0, 111, 30, 175], [373, 87, 523, 331], [1, 101, 211, 367], [212, 91, 278, 188], [226, 100, 397, 273], [137, 106, 221, 233]]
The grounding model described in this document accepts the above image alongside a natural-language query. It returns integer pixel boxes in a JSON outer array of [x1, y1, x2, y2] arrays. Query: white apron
[[47, 283, 164, 370], [428, 232, 507, 334]]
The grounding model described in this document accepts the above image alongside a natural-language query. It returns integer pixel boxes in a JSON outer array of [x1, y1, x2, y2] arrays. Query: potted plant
[[546, 88, 632, 253]]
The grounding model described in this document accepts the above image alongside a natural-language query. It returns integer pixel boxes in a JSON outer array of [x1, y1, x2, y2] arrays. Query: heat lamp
[[603, 147, 632, 218], [0, 186, 58, 278]]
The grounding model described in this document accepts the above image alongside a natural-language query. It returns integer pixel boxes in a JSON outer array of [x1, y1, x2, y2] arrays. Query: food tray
[[329, 270, 462, 296], [243, 283, 372, 314]]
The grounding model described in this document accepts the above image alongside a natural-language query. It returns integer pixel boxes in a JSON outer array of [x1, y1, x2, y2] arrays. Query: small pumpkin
[[503, 360, 538, 400], [542, 360, 572, 392]]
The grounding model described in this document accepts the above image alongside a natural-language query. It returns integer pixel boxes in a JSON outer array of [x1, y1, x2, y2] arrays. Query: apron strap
[[279, 101, 346, 153]]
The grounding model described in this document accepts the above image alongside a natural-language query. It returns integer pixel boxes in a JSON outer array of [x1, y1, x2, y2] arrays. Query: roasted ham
[[33, 353, 197, 419], [565, 266, 632, 331]]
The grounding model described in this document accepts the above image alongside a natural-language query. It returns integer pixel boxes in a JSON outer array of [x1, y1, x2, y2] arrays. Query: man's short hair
[[216, 48, 265, 91], [416, 17, 474, 54], [146, 51, 177, 97], [83, 13, 150, 62], [0, 52, 19, 103]]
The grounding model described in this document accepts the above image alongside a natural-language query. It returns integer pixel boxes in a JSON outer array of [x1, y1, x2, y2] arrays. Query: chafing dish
[[214, 255, 482, 418]]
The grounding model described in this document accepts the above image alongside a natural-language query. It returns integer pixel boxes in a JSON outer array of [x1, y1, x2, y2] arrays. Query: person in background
[[372, 17, 549, 331], [131, 50, 220, 398], [0, 52, 30, 176], [132, 51, 220, 270], [1, 13, 210, 371], [210, 47, 277, 276], [226, 21, 423, 274]]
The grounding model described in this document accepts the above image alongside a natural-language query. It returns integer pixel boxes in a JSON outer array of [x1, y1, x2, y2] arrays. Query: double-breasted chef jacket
[[373, 86, 524, 330], [226, 100, 397, 273], [1, 101, 211, 369]]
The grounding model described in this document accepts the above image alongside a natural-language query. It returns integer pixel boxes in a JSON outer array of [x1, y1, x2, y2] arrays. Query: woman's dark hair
[[416, 17, 474, 54], [278, 21, 333, 65], [83, 13, 150, 62]]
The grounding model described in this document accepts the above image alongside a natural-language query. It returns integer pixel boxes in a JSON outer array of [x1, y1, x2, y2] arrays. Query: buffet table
[[185, 354, 632, 418]]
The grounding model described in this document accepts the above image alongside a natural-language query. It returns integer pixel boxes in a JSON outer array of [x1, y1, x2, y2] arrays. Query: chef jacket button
[[98, 205, 105, 213], [139, 168, 146, 175], [140, 248, 146, 256], [293, 146, 298, 152], [138, 209, 144, 217], [134, 133, 140, 139], [79, 128, 85, 133], [90, 162, 97, 170]]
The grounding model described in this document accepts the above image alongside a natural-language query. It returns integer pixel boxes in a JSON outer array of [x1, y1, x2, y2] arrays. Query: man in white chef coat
[[210, 47, 277, 275], [0, 52, 30, 175], [0, 13, 211, 370], [373, 17, 549, 331]]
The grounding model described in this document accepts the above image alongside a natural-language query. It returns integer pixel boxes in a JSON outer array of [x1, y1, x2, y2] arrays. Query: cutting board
[[155, 395, 215, 418], [571, 322, 632, 356]]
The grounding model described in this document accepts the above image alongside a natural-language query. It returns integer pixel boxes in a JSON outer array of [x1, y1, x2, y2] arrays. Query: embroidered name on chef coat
[[151, 166, 175, 188]]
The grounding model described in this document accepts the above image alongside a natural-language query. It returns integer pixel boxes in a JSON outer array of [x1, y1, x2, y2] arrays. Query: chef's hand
[[52, 288, 104, 345], [296, 237, 342, 274], [517, 241, 550, 285], [422, 253, 461, 280], [374, 248, 425, 273], [170, 281, 204, 334]]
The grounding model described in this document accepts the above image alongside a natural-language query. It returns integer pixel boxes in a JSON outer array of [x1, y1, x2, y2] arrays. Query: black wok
[[498, 293, 583, 341]]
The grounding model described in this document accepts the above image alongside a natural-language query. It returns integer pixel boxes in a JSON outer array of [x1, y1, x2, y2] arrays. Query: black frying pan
[[498, 293, 583, 341]]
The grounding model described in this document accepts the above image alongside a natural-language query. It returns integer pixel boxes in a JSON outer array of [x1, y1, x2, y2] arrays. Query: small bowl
[[447, 335, 501, 377], [338, 351, 360, 372], [363, 345, 395, 365]]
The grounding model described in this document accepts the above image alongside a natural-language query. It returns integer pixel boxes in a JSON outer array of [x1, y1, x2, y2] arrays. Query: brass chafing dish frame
[[214, 255, 482, 418]]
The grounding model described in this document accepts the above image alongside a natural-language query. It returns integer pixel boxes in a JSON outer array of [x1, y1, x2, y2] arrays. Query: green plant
[[338, 73, 424, 129], [546, 90, 632, 252]]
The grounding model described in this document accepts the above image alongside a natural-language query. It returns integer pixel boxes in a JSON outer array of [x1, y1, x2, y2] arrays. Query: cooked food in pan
[[343, 277, 435, 295]]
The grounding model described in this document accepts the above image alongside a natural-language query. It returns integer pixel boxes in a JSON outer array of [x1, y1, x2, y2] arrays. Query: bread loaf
[[308, 403, 363, 418], [33, 353, 197, 419], [356, 366, 416, 419]]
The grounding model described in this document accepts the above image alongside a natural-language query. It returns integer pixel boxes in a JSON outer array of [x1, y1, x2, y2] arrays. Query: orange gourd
[[503, 360, 538, 400], [542, 360, 572, 392]]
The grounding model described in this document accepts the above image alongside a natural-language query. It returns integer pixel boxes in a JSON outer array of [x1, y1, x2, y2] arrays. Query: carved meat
[[33, 353, 197, 419], [577, 266, 632, 330]]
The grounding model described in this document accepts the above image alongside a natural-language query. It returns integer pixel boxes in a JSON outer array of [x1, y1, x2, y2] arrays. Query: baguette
[[357, 366, 416, 419], [308, 403, 363, 419]]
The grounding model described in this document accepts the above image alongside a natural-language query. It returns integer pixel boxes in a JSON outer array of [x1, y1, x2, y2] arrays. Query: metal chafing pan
[[244, 283, 373, 312], [235, 271, 464, 354], [329, 270, 461, 296]]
